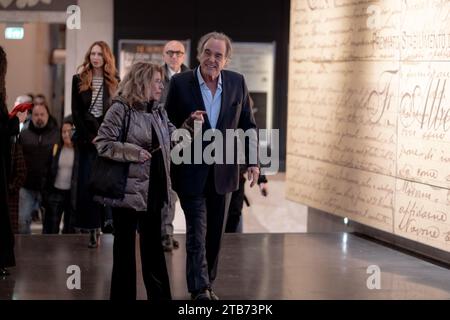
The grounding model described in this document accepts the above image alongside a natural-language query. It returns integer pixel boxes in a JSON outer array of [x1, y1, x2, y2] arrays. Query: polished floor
[[1, 233, 450, 300]]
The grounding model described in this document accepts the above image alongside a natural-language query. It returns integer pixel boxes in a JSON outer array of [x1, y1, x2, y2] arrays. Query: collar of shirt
[[196, 67, 223, 128], [167, 66, 180, 79]]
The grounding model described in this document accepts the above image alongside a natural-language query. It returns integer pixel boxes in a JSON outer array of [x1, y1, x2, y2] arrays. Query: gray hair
[[197, 31, 233, 61]]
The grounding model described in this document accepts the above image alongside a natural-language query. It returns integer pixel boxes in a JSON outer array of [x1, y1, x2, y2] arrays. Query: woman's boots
[[88, 229, 100, 248]]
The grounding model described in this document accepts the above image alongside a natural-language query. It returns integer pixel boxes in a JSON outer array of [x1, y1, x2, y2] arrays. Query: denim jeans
[[18, 188, 42, 234]]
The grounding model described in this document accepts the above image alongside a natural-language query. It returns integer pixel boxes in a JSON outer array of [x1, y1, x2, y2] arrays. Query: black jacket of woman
[[71, 74, 114, 229]]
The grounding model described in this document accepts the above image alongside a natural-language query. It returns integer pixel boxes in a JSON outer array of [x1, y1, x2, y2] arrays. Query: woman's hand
[[139, 149, 152, 163]]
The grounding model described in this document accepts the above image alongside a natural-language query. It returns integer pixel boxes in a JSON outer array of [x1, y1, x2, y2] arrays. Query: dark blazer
[[71, 74, 113, 144], [165, 68, 258, 196], [160, 63, 190, 104]]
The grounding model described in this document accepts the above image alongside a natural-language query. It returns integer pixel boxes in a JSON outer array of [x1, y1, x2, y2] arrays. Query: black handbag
[[89, 102, 131, 199]]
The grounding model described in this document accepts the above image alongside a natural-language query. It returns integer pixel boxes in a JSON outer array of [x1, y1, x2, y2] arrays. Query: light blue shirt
[[197, 67, 222, 129]]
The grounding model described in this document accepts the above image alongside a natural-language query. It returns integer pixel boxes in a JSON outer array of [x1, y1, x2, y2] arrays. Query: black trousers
[[110, 207, 171, 300], [43, 188, 74, 234], [225, 174, 246, 233], [178, 168, 232, 293], [74, 143, 102, 229], [0, 195, 15, 268]]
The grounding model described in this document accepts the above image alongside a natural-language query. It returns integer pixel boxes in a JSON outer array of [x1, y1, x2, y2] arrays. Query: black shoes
[[191, 289, 211, 300], [190, 288, 219, 301], [162, 235, 179, 252], [0, 268, 10, 277], [88, 229, 99, 248], [103, 220, 114, 234], [209, 289, 219, 300]]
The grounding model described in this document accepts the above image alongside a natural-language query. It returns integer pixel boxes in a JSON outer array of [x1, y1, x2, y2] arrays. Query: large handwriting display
[[287, 0, 450, 251]]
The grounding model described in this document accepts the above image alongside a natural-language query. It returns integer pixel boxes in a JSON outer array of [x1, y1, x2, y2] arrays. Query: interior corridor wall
[[287, 0, 450, 253], [0, 23, 51, 110]]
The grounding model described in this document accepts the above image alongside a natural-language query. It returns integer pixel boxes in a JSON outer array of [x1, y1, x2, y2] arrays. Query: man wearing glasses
[[161, 40, 190, 104], [160, 40, 190, 252]]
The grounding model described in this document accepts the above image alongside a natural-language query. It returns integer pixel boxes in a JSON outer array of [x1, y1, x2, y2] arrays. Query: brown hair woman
[[71, 41, 119, 248]]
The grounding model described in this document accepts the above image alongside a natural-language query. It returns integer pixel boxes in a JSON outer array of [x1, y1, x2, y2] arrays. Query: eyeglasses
[[165, 50, 184, 57]]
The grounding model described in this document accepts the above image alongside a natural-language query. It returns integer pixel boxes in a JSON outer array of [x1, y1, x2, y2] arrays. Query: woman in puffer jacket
[[94, 62, 200, 300]]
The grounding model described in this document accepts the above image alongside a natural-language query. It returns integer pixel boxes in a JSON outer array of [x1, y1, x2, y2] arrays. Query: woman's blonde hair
[[117, 62, 163, 107], [77, 41, 119, 97]]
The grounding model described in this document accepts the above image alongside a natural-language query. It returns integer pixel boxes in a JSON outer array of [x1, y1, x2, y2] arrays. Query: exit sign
[[5, 27, 24, 40]]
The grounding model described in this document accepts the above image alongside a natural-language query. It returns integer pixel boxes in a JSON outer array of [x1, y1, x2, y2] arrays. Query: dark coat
[[160, 63, 190, 104], [8, 140, 27, 234], [71, 74, 114, 145], [19, 117, 59, 191], [70, 73, 117, 228], [165, 68, 258, 196], [0, 115, 19, 268]]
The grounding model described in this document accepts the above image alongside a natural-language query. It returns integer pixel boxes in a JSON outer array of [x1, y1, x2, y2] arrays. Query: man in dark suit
[[165, 31, 260, 300], [160, 40, 190, 252]]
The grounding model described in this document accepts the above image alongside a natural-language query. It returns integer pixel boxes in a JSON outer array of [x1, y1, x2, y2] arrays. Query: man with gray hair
[[166, 31, 260, 300]]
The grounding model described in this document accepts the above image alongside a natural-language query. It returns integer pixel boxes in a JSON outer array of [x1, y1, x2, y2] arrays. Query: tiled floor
[[2, 233, 450, 300], [172, 173, 308, 234], [13, 174, 450, 300]]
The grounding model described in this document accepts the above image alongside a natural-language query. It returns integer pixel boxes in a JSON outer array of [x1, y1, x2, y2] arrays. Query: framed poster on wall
[[225, 42, 276, 133], [118, 39, 191, 80]]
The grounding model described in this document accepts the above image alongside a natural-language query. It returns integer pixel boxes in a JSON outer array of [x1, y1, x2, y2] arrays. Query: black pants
[[43, 188, 74, 234], [0, 195, 15, 268], [74, 143, 102, 229], [178, 168, 232, 293], [110, 207, 171, 300], [225, 174, 246, 233]]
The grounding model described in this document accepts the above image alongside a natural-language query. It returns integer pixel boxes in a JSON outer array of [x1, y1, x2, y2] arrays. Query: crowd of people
[[0, 31, 269, 300]]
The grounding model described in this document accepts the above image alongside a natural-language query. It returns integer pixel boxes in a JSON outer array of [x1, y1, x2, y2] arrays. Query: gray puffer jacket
[[93, 97, 175, 212]]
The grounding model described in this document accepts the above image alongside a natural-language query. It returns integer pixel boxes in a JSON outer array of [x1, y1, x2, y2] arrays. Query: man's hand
[[190, 110, 206, 123], [247, 166, 260, 188], [259, 182, 268, 197]]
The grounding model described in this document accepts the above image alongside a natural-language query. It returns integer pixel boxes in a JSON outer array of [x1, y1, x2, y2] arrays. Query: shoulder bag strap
[[87, 83, 104, 114]]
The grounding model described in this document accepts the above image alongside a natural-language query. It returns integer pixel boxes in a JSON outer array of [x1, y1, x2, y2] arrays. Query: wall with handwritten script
[[286, 0, 450, 252]]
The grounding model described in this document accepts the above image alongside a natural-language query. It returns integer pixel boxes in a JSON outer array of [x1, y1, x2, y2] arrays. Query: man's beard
[[34, 121, 45, 128]]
